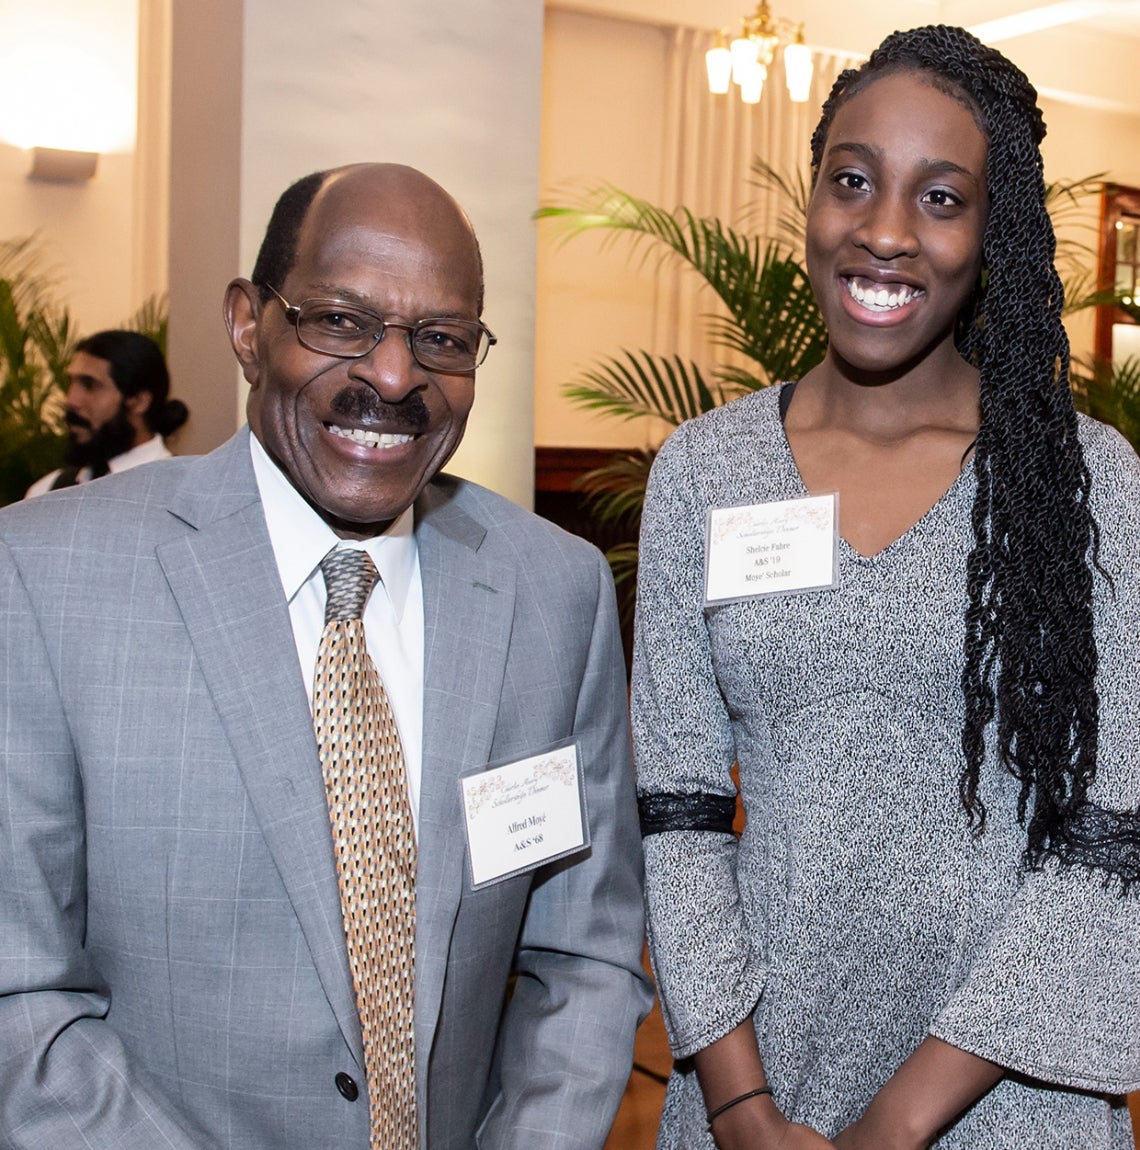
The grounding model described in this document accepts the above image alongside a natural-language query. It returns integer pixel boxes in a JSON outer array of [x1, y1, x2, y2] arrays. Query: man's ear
[[224, 278, 264, 388], [124, 390, 152, 419]]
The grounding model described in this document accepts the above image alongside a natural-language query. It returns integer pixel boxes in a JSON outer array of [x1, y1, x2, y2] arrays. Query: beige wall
[[0, 0, 141, 332], [536, 8, 668, 450], [166, 0, 242, 458]]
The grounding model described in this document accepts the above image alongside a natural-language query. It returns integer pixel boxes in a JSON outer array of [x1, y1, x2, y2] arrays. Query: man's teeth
[[328, 424, 414, 448], [847, 280, 922, 311]]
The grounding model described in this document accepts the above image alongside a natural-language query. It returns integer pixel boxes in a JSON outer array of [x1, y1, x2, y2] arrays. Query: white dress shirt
[[25, 434, 173, 498], [249, 434, 425, 828]]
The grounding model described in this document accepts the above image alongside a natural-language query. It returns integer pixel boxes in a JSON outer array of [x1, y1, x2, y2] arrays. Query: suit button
[[335, 1072, 359, 1101]]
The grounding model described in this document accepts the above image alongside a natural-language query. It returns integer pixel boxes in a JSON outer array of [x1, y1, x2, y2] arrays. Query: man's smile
[[326, 424, 417, 449]]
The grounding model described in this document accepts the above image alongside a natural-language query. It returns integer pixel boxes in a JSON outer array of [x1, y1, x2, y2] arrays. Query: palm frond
[[26, 306, 76, 389], [0, 234, 63, 314], [565, 351, 719, 427], [744, 158, 812, 251], [0, 280, 29, 380], [540, 185, 827, 386], [1046, 173, 1107, 290], [124, 292, 169, 354], [0, 236, 71, 505], [1071, 353, 1140, 452], [705, 248, 828, 381], [574, 449, 655, 528]]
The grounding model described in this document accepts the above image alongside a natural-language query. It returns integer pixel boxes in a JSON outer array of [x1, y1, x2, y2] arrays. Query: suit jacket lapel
[[413, 479, 516, 1050], [155, 431, 364, 1063]]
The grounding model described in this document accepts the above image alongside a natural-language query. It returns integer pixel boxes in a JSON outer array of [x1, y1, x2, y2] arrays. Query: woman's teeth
[[328, 424, 414, 448], [847, 279, 922, 311]]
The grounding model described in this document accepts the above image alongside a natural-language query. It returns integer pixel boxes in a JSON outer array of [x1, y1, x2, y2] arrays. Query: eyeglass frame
[[260, 283, 497, 372]]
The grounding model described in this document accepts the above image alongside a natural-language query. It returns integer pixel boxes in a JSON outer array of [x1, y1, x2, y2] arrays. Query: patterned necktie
[[313, 548, 417, 1149]]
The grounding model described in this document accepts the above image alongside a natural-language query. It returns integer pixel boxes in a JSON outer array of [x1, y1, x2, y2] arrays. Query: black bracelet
[[706, 1086, 772, 1127]]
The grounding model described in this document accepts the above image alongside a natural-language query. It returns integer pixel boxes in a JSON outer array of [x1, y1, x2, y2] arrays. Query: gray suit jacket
[[0, 428, 651, 1150]]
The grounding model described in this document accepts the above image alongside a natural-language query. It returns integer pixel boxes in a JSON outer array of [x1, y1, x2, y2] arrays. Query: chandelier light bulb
[[730, 35, 760, 85], [706, 31, 733, 94], [740, 62, 767, 104], [783, 36, 814, 102]]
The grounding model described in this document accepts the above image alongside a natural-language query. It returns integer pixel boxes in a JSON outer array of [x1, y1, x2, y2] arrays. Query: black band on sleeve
[[1056, 800, 1140, 889], [638, 791, 737, 837]]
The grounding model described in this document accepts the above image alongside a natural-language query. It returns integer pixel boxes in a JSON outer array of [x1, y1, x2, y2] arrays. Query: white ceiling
[[556, 0, 1140, 114]]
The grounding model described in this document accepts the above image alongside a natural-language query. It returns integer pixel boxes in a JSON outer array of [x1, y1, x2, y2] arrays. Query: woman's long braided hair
[[809, 25, 1118, 878]]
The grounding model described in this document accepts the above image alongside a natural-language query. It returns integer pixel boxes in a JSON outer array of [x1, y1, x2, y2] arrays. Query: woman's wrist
[[845, 1097, 927, 1150], [708, 1089, 786, 1149], [707, 1086, 773, 1126], [854, 1037, 1004, 1148]]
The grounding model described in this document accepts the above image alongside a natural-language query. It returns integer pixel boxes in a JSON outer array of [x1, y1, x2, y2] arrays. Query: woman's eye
[[835, 172, 868, 191], [923, 188, 963, 208]]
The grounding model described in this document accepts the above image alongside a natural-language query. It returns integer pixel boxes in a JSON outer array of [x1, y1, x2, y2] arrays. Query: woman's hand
[[833, 1116, 922, 1150], [710, 1098, 836, 1150], [831, 1037, 1003, 1150]]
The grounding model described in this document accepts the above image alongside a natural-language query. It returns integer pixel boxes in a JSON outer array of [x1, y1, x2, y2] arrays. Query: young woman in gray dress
[[634, 24, 1140, 1150]]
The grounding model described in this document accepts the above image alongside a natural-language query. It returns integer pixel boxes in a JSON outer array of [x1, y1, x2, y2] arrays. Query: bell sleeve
[[632, 423, 768, 1060], [931, 419, 1140, 1093]]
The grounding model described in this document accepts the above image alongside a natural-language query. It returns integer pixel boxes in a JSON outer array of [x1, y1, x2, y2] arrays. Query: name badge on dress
[[460, 740, 589, 888], [704, 493, 839, 604]]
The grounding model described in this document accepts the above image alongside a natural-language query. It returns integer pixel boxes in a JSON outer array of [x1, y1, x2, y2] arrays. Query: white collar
[[108, 435, 168, 472], [249, 432, 417, 620]]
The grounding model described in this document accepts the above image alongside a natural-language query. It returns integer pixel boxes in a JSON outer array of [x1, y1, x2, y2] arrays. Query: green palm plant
[[1071, 351, 1140, 451], [536, 169, 829, 604], [125, 291, 169, 356], [0, 236, 75, 506]]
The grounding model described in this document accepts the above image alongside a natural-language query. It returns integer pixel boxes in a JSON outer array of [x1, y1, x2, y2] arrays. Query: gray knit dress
[[633, 384, 1140, 1148]]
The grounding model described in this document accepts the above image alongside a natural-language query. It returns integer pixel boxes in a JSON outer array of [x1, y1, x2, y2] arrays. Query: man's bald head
[[250, 163, 485, 314]]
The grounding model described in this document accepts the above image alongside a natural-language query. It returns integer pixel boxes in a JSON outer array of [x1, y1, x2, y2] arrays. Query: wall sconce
[[27, 147, 98, 183], [0, 7, 136, 172]]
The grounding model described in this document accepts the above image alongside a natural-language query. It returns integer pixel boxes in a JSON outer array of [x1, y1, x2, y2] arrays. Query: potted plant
[[536, 162, 828, 612]]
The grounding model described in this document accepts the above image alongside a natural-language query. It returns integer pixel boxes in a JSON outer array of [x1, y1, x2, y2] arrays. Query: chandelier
[[706, 1, 814, 105]]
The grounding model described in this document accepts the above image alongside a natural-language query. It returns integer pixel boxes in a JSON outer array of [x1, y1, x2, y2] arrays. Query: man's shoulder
[[421, 473, 606, 573], [24, 468, 64, 499], [1, 432, 249, 549], [6, 455, 183, 519]]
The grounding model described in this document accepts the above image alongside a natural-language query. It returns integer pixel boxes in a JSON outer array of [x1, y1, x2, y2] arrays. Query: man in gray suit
[[0, 163, 651, 1149]]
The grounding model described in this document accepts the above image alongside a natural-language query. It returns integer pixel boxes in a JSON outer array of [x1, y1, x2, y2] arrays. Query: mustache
[[329, 387, 430, 432], [65, 410, 93, 432]]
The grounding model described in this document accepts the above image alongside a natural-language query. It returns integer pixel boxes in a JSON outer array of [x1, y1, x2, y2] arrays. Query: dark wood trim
[[535, 445, 618, 493], [533, 445, 642, 675], [1096, 183, 1140, 365]]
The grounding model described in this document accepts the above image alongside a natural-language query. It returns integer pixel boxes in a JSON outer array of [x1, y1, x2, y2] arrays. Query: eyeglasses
[[263, 284, 496, 373]]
